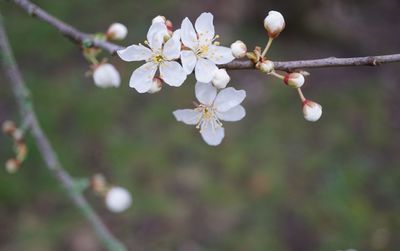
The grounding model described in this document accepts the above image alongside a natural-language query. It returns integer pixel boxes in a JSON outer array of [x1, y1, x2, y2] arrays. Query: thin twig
[[0, 12, 127, 251], [10, 0, 400, 71]]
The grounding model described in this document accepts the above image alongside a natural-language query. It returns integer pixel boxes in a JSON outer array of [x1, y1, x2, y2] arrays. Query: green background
[[1, 0, 400, 250]]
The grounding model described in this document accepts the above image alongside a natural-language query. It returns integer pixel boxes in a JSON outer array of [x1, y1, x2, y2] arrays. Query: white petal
[[117, 44, 152, 62], [173, 109, 201, 125], [195, 12, 215, 46], [147, 22, 168, 50], [206, 45, 235, 64], [200, 123, 224, 146], [160, 61, 187, 87], [195, 58, 218, 83], [181, 18, 198, 50], [129, 62, 158, 93], [162, 37, 181, 60], [172, 28, 181, 41], [217, 105, 246, 122], [181, 50, 197, 74], [214, 87, 246, 112], [195, 82, 217, 106]]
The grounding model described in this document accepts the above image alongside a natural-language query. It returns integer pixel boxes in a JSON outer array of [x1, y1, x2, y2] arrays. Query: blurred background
[[1, 0, 400, 250]]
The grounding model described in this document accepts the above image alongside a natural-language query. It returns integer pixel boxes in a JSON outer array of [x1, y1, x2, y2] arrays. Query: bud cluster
[[2, 120, 28, 173]]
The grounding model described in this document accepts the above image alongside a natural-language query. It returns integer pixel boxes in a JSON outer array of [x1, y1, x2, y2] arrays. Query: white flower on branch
[[180, 12, 234, 83], [106, 23, 128, 40], [117, 22, 186, 93], [93, 63, 121, 88], [303, 100, 322, 122], [173, 82, 246, 146], [105, 186, 132, 213], [264, 11, 285, 38]]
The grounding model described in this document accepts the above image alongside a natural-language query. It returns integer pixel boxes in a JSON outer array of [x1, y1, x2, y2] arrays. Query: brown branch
[[0, 12, 127, 251], [10, 0, 400, 72]]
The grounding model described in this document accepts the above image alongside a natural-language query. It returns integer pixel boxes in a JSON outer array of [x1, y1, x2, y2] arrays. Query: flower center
[[151, 54, 164, 64], [195, 104, 223, 132], [197, 45, 209, 57]]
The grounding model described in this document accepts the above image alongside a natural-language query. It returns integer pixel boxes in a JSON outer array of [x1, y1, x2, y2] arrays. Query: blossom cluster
[[87, 11, 324, 146]]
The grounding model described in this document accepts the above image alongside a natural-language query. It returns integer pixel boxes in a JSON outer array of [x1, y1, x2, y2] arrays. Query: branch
[[0, 12, 127, 251], [10, 0, 400, 71]]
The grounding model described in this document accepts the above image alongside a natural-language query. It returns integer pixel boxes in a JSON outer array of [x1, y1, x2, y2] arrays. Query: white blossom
[[173, 82, 246, 146], [180, 12, 235, 83], [303, 100, 322, 122], [264, 11, 285, 38], [284, 72, 305, 88], [117, 22, 186, 93], [212, 68, 230, 89], [230, 40, 247, 58], [107, 23, 128, 40], [93, 63, 120, 88], [105, 186, 132, 213], [152, 15, 166, 24]]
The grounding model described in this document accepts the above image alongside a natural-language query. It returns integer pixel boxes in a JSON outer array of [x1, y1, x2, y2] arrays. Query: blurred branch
[[0, 12, 127, 251], [10, 0, 400, 72]]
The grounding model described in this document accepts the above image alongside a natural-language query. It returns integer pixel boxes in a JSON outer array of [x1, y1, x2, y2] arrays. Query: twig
[[10, 0, 400, 71], [0, 12, 127, 251]]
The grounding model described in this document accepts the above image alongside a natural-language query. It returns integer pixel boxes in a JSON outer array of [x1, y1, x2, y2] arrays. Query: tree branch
[[0, 12, 127, 251], [10, 0, 400, 72]]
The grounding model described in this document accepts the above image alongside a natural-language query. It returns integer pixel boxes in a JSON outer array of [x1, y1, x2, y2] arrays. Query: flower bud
[[152, 15, 166, 24], [264, 11, 285, 38], [284, 72, 305, 88], [93, 63, 120, 88], [2, 120, 16, 135], [105, 186, 132, 213], [230, 40, 247, 58], [5, 159, 19, 174], [212, 69, 231, 89], [91, 174, 107, 195], [257, 60, 274, 73], [106, 23, 128, 40], [147, 78, 163, 94], [302, 100, 322, 122]]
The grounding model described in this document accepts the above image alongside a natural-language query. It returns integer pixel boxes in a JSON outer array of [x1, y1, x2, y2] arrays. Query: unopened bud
[[230, 40, 247, 58], [2, 121, 16, 135], [91, 174, 108, 195], [303, 100, 322, 122], [106, 23, 128, 40], [5, 159, 19, 174], [147, 78, 163, 94], [105, 186, 132, 213], [93, 63, 120, 88], [284, 72, 305, 88], [212, 69, 231, 89], [152, 15, 166, 24], [264, 11, 285, 38], [13, 129, 24, 142], [257, 60, 274, 73]]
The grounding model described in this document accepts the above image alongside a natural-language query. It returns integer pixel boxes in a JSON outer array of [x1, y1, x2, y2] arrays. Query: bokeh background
[[1, 0, 400, 250]]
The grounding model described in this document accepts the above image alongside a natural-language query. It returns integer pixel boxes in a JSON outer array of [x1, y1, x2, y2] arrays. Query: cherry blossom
[[117, 22, 186, 93], [173, 82, 246, 146], [180, 12, 235, 83]]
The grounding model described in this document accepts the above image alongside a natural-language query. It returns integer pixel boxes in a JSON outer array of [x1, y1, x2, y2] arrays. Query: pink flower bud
[[284, 73, 305, 88], [264, 11, 285, 38]]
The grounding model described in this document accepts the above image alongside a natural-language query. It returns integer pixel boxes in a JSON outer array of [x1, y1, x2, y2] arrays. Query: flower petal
[[172, 28, 181, 41], [195, 12, 215, 46], [214, 87, 246, 112], [173, 109, 201, 125], [163, 37, 181, 60], [195, 82, 217, 106], [117, 44, 152, 62], [217, 105, 246, 122], [181, 18, 198, 50], [147, 22, 168, 50], [181, 50, 197, 74], [129, 62, 158, 93], [206, 45, 235, 64], [160, 61, 187, 87], [200, 123, 224, 146], [195, 58, 218, 83]]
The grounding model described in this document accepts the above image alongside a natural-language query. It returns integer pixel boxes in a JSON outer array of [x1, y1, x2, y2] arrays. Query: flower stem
[[261, 37, 274, 59], [270, 70, 285, 80], [297, 88, 306, 102]]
